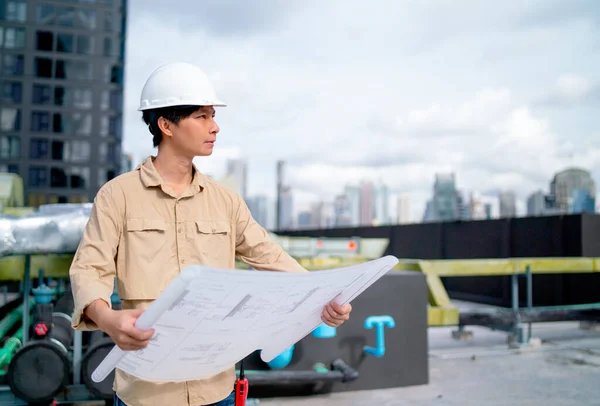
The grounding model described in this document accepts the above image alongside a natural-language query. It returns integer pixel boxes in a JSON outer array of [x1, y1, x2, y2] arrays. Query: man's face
[[170, 106, 219, 158]]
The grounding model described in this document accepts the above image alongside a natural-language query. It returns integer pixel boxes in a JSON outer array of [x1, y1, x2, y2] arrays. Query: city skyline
[[119, 0, 600, 226], [222, 159, 598, 230], [1, 1, 598, 221], [199, 155, 600, 226]]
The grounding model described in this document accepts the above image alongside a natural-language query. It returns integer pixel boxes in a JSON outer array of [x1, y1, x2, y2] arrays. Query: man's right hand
[[85, 300, 155, 351]]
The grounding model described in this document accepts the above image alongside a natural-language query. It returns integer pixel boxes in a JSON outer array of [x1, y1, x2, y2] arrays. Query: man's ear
[[157, 117, 173, 138]]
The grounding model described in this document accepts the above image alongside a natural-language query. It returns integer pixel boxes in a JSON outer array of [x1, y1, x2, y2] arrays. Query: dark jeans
[[113, 390, 235, 406]]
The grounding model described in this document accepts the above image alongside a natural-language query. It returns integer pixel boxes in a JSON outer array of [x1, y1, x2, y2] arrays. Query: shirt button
[[178, 228, 182, 233], [181, 258, 186, 263]]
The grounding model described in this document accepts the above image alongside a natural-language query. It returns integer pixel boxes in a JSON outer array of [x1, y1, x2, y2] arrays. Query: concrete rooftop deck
[[259, 304, 600, 406]]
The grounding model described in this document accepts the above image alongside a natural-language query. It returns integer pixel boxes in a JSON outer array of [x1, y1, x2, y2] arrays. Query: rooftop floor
[[259, 307, 600, 406]]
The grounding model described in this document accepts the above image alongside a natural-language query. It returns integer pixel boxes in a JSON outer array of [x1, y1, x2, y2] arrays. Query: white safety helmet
[[138, 62, 226, 111]]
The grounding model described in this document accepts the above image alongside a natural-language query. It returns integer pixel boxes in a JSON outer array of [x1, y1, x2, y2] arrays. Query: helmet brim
[[138, 99, 227, 111]]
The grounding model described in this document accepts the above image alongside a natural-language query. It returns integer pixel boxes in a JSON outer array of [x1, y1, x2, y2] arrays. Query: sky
[[121, 0, 600, 222]]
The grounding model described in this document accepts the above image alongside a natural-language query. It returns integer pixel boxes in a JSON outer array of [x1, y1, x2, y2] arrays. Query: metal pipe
[[239, 359, 358, 386], [526, 265, 533, 341], [38, 269, 44, 287], [510, 272, 525, 343], [0, 299, 34, 371], [73, 330, 82, 385], [0, 304, 24, 340], [460, 307, 600, 326], [511, 273, 519, 311], [0, 326, 24, 372], [22, 255, 31, 344]]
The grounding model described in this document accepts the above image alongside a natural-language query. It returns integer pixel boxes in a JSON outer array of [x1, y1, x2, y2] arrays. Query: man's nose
[[211, 119, 220, 134]]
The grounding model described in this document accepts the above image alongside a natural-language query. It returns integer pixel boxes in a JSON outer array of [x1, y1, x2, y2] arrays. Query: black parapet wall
[[242, 271, 429, 397], [277, 213, 600, 307]]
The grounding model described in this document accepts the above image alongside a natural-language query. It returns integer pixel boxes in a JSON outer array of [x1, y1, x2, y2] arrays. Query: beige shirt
[[69, 156, 307, 406]]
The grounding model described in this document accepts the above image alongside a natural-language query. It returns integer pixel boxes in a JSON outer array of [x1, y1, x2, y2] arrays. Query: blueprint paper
[[92, 255, 399, 383]]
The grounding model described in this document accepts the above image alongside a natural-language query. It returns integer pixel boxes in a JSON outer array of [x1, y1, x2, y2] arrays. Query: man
[[69, 62, 352, 406]]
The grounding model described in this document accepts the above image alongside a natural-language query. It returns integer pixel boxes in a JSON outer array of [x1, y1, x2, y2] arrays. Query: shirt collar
[[137, 156, 206, 192]]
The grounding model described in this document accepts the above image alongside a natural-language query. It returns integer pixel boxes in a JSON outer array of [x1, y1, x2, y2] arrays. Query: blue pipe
[[363, 315, 395, 358], [265, 344, 295, 369], [312, 323, 336, 338]]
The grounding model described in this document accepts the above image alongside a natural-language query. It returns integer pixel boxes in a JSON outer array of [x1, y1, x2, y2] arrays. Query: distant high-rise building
[[344, 185, 361, 226], [0, 0, 127, 206], [276, 160, 286, 229], [550, 168, 596, 212], [297, 211, 311, 229], [527, 190, 546, 216], [432, 173, 458, 222], [455, 190, 471, 220], [247, 195, 268, 227], [220, 174, 239, 194], [278, 185, 293, 230], [226, 158, 247, 200], [422, 200, 435, 222], [499, 191, 516, 218], [484, 203, 492, 219], [309, 201, 324, 229], [471, 192, 498, 220], [267, 197, 276, 230], [570, 189, 595, 214], [469, 191, 487, 220], [396, 193, 411, 224], [319, 201, 335, 228], [360, 181, 374, 226], [333, 194, 351, 227], [374, 180, 389, 225]]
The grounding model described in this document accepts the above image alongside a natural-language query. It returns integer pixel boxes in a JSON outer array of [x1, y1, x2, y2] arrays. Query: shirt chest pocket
[[125, 218, 169, 263], [121, 218, 173, 299], [190, 220, 231, 260]]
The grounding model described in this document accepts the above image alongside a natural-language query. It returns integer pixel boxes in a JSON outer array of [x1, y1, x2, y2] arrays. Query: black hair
[[142, 105, 201, 147]]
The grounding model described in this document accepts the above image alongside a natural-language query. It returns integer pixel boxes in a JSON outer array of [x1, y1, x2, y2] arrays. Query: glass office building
[[0, 0, 127, 205]]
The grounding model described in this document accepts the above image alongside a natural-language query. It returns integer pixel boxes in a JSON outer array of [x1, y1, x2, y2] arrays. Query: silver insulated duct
[[0, 204, 93, 256]]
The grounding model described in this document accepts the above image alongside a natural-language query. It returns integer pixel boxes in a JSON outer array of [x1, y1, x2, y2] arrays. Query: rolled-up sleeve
[[70, 184, 122, 330], [234, 195, 306, 273]]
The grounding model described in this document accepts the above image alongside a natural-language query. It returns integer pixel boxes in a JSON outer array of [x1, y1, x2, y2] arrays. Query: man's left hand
[[321, 302, 352, 327]]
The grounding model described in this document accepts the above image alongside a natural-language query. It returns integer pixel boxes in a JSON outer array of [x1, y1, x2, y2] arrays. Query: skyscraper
[[226, 158, 247, 200], [526, 190, 546, 216], [278, 185, 293, 230], [570, 189, 595, 214], [455, 190, 471, 220], [396, 193, 411, 224], [433, 173, 458, 221], [360, 180, 374, 226], [276, 160, 285, 229], [344, 185, 361, 226], [550, 168, 596, 213], [246, 194, 268, 228], [498, 190, 516, 218], [0, 0, 127, 206], [373, 180, 389, 225], [333, 194, 351, 227]]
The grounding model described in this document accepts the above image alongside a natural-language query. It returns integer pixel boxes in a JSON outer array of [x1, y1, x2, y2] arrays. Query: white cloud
[[556, 74, 593, 99], [122, 0, 600, 222]]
